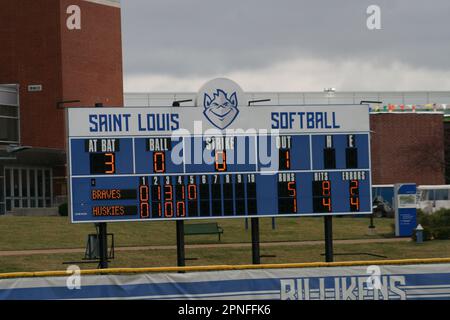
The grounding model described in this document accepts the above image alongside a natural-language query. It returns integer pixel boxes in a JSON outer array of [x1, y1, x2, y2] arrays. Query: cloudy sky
[[121, 0, 450, 92]]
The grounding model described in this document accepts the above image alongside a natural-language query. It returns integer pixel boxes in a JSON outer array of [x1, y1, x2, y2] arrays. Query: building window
[[0, 84, 19, 144], [3, 167, 53, 213], [0, 174, 4, 215], [0, 104, 19, 144]]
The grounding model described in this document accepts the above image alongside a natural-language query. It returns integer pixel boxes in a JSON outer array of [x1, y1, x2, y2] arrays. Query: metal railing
[[124, 91, 450, 111]]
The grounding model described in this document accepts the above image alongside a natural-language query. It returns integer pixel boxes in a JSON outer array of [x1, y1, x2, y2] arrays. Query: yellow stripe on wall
[[1, 257, 450, 280]]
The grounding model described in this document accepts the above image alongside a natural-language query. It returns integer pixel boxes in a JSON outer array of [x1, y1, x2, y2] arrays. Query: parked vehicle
[[417, 185, 450, 214]]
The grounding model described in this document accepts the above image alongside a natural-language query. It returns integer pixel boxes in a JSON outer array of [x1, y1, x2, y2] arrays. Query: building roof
[[124, 91, 450, 118]]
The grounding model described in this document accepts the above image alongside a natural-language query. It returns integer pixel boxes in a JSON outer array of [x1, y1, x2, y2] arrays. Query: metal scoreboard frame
[[66, 79, 372, 224]]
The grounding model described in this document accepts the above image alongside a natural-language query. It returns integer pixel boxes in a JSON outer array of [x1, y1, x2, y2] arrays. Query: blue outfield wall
[[0, 262, 450, 300]]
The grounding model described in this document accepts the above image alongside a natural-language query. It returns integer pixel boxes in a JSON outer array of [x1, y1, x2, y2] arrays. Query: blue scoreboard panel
[[67, 105, 372, 223]]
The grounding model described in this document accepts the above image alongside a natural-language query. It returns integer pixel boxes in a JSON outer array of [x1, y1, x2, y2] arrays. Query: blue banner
[[0, 262, 449, 300]]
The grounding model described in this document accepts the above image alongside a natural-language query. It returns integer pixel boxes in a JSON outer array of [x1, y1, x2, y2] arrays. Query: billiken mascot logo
[[203, 89, 239, 129]]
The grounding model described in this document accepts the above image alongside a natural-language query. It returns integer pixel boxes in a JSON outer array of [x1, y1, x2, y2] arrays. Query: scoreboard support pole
[[176, 220, 186, 268], [97, 222, 109, 269], [251, 218, 261, 264], [93, 103, 109, 270], [324, 216, 334, 262]]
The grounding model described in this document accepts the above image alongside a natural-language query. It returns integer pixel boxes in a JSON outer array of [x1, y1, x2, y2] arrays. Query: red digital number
[[139, 185, 149, 218], [322, 197, 332, 212], [287, 182, 296, 197], [163, 185, 173, 217], [322, 181, 331, 197], [164, 202, 173, 217], [157, 203, 162, 217], [284, 150, 291, 169], [140, 203, 149, 218], [156, 185, 161, 199], [188, 184, 197, 200], [105, 153, 115, 174], [153, 152, 165, 173], [176, 201, 186, 217], [288, 181, 297, 212], [350, 197, 360, 211], [164, 185, 173, 201], [350, 180, 359, 195], [215, 150, 227, 172], [155, 185, 162, 217], [139, 185, 149, 202], [179, 185, 185, 199], [350, 180, 360, 211]]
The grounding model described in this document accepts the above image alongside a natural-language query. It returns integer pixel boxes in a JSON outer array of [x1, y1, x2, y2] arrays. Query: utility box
[[394, 183, 417, 237]]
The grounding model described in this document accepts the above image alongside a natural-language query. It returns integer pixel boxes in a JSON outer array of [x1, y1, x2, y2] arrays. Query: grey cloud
[[121, 0, 450, 78]]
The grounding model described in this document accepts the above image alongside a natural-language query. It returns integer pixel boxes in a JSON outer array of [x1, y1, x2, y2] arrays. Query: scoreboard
[[67, 103, 372, 223]]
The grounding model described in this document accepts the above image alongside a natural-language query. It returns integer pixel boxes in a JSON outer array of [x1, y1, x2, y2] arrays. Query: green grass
[[0, 216, 394, 251], [5, 215, 443, 274], [0, 240, 448, 273]]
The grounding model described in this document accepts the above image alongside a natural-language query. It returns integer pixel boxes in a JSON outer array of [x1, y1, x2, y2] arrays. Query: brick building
[[445, 121, 450, 183], [370, 113, 445, 185], [0, 0, 123, 214]]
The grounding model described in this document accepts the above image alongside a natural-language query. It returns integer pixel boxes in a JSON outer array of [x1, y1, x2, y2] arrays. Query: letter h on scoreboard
[[323, 135, 336, 169]]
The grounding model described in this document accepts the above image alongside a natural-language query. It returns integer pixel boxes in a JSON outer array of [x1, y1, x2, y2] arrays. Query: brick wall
[[370, 113, 445, 185], [445, 121, 450, 184], [0, 0, 123, 150], [0, 0, 63, 149], [59, 0, 123, 109]]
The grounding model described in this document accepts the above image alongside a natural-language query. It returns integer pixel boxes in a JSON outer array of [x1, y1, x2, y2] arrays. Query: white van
[[417, 185, 450, 214]]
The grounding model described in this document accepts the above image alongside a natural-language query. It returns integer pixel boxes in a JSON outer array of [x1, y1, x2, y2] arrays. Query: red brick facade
[[59, 0, 123, 124], [0, 0, 123, 207], [0, 0, 123, 150], [445, 121, 450, 184], [370, 113, 446, 185], [0, 1, 63, 148]]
